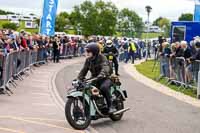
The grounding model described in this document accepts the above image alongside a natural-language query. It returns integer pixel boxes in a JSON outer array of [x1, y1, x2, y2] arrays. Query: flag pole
[[194, 0, 196, 21]]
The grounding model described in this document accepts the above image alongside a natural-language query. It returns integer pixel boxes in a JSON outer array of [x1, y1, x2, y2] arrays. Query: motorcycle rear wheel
[[109, 92, 124, 121], [65, 98, 91, 130]]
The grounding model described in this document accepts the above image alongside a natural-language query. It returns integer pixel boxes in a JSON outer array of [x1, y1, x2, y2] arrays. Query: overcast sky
[[0, 0, 195, 21]]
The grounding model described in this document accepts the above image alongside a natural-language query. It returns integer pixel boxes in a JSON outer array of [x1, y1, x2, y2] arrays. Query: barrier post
[[197, 64, 200, 99]]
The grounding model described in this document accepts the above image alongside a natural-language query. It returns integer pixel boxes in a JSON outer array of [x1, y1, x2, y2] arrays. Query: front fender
[[67, 91, 96, 116]]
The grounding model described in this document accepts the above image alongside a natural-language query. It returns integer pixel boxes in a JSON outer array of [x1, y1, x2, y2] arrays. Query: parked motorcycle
[[65, 77, 129, 130]]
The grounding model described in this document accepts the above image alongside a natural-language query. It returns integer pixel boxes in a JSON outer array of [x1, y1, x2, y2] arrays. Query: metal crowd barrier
[[0, 49, 47, 95], [160, 56, 189, 87], [37, 48, 47, 63], [192, 60, 200, 98], [170, 57, 187, 88], [0, 45, 78, 95], [159, 55, 200, 98], [60, 44, 74, 58]]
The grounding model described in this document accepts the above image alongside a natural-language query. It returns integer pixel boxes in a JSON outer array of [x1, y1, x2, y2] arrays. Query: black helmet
[[85, 43, 100, 56], [196, 41, 200, 48]]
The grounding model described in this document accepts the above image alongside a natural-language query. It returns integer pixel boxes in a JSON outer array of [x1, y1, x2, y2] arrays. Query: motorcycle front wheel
[[65, 97, 91, 130]]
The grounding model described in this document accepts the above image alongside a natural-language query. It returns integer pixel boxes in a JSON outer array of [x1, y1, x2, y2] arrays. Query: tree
[[0, 9, 14, 15], [158, 18, 170, 37], [59, 12, 69, 18], [94, 1, 118, 35], [178, 13, 193, 21], [29, 13, 36, 16], [35, 18, 40, 27], [153, 17, 163, 26], [2, 22, 17, 30], [118, 8, 144, 37], [55, 12, 70, 32], [153, 17, 170, 37], [69, 0, 118, 36], [157, 18, 170, 28]]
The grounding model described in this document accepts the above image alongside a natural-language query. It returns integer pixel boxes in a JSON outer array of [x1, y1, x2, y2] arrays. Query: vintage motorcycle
[[65, 77, 129, 130], [104, 52, 117, 74]]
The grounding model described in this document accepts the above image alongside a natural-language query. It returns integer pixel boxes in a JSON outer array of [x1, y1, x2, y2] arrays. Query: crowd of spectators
[[89, 37, 152, 64], [157, 36, 200, 86], [0, 29, 154, 66], [0, 29, 89, 63]]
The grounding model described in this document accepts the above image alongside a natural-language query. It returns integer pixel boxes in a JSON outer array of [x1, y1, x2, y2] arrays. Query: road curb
[[48, 59, 98, 133], [124, 61, 200, 108]]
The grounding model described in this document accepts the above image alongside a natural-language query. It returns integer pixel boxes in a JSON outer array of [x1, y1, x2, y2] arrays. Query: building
[[144, 25, 162, 33], [0, 14, 39, 21], [25, 21, 38, 29], [0, 14, 39, 29]]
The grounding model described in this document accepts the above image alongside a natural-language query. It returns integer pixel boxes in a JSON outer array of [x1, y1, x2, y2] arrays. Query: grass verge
[[141, 32, 163, 39], [135, 60, 197, 98]]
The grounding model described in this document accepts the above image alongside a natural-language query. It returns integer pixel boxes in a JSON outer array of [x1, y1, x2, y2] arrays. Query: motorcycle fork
[[82, 89, 87, 119]]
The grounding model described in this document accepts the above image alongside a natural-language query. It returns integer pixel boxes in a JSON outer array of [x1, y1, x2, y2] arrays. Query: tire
[[65, 98, 91, 130], [109, 92, 124, 121], [109, 61, 114, 74]]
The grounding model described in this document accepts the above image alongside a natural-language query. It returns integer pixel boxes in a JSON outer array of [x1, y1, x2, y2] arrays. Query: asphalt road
[[55, 61, 200, 133]]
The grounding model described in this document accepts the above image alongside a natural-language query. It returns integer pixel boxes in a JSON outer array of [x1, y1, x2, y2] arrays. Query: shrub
[[2, 22, 17, 30]]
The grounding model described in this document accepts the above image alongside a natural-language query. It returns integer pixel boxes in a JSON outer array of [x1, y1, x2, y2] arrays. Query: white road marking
[[31, 92, 50, 96], [32, 103, 57, 107]]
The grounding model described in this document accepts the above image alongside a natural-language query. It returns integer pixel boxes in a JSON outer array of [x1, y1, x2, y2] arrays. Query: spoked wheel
[[65, 97, 91, 130], [109, 91, 124, 121], [109, 61, 114, 74]]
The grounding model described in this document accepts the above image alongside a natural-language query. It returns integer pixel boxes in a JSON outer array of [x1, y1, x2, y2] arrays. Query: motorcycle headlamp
[[72, 80, 80, 87], [107, 43, 112, 47]]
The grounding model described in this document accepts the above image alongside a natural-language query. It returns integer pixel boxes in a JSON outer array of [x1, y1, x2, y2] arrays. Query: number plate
[[109, 55, 113, 60]]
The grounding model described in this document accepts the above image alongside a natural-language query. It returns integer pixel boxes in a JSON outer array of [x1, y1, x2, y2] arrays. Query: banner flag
[[40, 0, 58, 36]]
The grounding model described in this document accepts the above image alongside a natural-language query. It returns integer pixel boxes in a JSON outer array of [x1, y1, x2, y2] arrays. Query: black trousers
[[94, 79, 113, 107], [53, 50, 60, 63], [113, 57, 119, 75]]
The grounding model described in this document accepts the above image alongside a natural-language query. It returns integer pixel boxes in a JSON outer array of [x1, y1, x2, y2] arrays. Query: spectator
[[0, 30, 5, 51], [118, 40, 125, 62], [125, 39, 136, 64], [52, 37, 60, 63], [160, 42, 171, 77], [123, 38, 129, 62], [147, 41, 151, 59], [20, 35, 28, 49], [169, 43, 177, 79], [181, 41, 192, 83]]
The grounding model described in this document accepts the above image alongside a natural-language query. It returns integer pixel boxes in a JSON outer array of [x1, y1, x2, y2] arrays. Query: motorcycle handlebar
[[75, 78, 97, 84], [104, 53, 118, 57], [84, 78, 97, 83]]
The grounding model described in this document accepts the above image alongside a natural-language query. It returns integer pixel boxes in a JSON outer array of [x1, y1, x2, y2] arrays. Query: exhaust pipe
[[113, 108, 130, 115]]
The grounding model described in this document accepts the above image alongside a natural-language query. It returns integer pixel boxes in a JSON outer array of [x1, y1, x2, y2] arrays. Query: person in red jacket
[[21, 36, 28, 49]]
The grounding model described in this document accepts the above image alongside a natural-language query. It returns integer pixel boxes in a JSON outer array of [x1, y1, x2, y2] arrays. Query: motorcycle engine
[[93, 95, 107, 109]]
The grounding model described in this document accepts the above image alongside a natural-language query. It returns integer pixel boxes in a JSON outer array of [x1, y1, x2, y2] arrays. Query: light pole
[[145, 5, 152, 40], [145, 5, 152, 61]]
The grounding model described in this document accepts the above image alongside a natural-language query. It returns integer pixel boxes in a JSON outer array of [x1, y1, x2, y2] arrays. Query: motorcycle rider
[[77, 43, 116, 113], [103, 40, 119, 76]]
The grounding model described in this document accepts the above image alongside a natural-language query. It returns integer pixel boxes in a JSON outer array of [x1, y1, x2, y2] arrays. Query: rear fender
[[67, 91, 96, 116]]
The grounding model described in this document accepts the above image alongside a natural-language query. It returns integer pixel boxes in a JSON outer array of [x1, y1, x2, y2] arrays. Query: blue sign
[[40, 0, 58, 36], [194, 0, 200, 21]]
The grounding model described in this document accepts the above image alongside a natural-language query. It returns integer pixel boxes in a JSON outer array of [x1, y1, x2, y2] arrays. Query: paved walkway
[[0, 59, 86, 133], [125, 60, 200, 108]]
